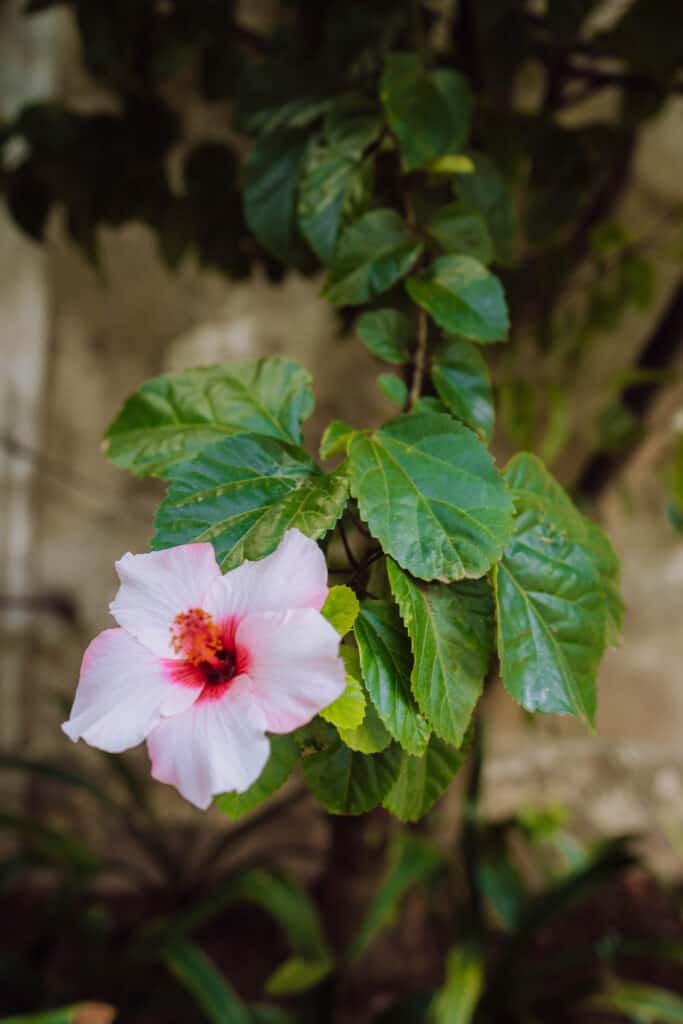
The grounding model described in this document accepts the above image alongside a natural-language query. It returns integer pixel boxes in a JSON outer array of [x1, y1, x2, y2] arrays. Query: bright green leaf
[[427, 154, 475, 174], [322, 585, 360, 636], [244, 128, 308, 261], [104, 358, 314, 478], [299, 719, 401, 814], [383, 733, 470, 823], [320, 419, 357, 459], [265, 956, 332, 997], [406, 255, 509, 343], [320, 673, 366, 731], [216, 735, 298, 820], [428, 204, 494, 264], [387, 561, 493, 746], [380, 53, 472, 171], [337, 646, 392, 753], [323, 209, 422, 307], [153, 437, 349, 570], [357, 308, 413, 364], [431, 945, 484, 1024], [378, 373, 408, 407], [355, 600, 431, 755], [432, 336, 494, 440], [349, 411, 514, 580]]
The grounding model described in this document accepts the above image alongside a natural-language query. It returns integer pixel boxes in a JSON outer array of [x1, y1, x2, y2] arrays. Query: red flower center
[[166, 609, 247, 699]]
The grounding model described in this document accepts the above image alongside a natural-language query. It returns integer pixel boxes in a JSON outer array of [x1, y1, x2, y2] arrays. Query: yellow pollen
[[170, 608, 221, 664]]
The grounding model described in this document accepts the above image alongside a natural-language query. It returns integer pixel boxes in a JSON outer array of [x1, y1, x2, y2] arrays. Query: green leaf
[[153, 437, 349, 570], [357, 308, 412, 364], [320, 419, 357, 460], [380, 53, 471, 171], [320, 673, 366, 731], [432, 336, 494, 440], [104, 358, 314, 478], [453, 154, 517, 265], [165, 939, 251, 1024], [427, 154, 475, 174], [298, 104, 381, 263], [431, 946, 484, 1024], [337, 646, 391, 753], [243, 128, 308, 261], [349, 411, 514, 580], [216, 735, 298, 820], [355, 600, 431, 755], [387, 561, 493, 746], [590, 982, 683, 1023], [0, 812, 100, 877], [322, 585, 360, 636], [583, 519, 624, 647], [299, 719, 401, 814], [350, 835, 445, 960], [383, 733, 470, 822], [323, 209, 422, 307], [495, 455, 608, 725], [406, 255, 509, 343], [427, 204, 494, 265], [378, 373, 408, 407], [266, 957, 331, 997]]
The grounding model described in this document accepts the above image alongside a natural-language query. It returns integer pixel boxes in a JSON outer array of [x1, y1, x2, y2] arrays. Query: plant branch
[[409, 307, 429, 408]]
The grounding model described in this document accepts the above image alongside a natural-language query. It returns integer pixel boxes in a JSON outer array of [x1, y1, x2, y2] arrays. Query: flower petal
[[237, 608, 345, 733], [110, 543, 221, 657], [62, 629, 200, 753], [146, 677, 269, 809], [205, 529, 328, 623]]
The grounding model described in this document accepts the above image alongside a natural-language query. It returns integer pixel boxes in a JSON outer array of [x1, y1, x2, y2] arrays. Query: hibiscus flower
[[62, 530, 345, 809]]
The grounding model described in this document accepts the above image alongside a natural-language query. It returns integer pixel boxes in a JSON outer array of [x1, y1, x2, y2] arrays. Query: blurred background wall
[[1, 0, 682, 871]]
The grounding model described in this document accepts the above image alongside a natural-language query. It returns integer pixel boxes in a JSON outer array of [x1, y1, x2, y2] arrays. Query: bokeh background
[[1, 0, 683, 1018]]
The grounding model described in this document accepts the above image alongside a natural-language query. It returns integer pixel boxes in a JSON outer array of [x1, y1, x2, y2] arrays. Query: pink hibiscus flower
[[62, 530, 345, 809]]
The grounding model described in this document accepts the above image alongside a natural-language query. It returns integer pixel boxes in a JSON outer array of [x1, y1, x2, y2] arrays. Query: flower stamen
[[170, 608, 221, 664]]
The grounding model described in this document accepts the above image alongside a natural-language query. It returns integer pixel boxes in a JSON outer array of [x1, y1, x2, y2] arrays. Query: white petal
[[204, 529, 328, 623], [146, 677, 269, 810], [110, 543, 221, 657], [237, 608, 345, 734], [62, 629, 200, 753]]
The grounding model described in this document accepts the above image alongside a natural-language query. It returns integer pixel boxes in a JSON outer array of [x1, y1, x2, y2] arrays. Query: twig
[[409, 307, 428, 408], [338, 520, 359, 569]]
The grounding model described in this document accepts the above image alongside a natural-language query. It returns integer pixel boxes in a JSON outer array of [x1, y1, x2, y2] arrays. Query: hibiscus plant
[[53, 10, 628, 817]]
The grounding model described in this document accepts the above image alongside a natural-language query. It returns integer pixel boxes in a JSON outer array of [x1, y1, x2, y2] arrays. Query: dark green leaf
[[349, 411, 514, 580], [244, 128, 308, 261], [355, 600, 431, 755], [216, 735, 298, 820], [453, 154, 517, 265], [350, 835, 445, 960], [377, 373, 408, 407], [383, 733, 469, 822], [165, 939, 251, 1024], [427, 204, 494, 264], [299, 719, 401, 814], [323, 209, 422, 307], [104, 358, 314, 477], [495, 455, 608, 724], [406, 255, 509, 343], [298, 103, 381, 263], [432, 336, 494, 440], [0, 812, 100, 877], [153, 437, 349, 570], [380, 53, 471, 171], [357, 308, 412, 364], [387, 561, 493, 745]]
